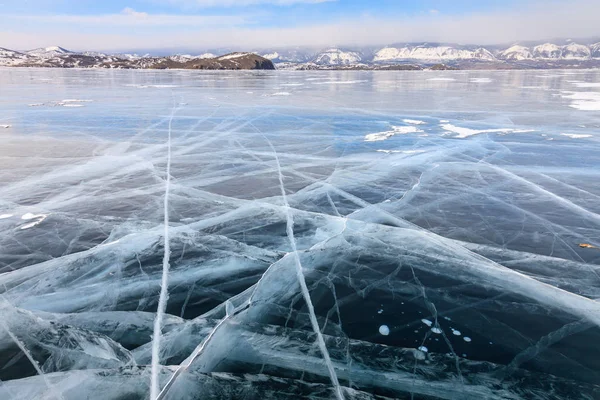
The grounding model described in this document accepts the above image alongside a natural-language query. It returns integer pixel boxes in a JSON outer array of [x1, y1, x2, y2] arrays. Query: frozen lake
[[1, 68, 600, 399]]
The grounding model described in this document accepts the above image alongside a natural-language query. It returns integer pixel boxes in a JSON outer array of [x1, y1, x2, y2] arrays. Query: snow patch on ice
[[428, 78, 456, 82], [313, 80, 367, 85], [377, 149, 425, 154], [421, 319, 433, 327], [561, 133, 593, 139], [431, 327, 442, 334], [451, 328, 462, 336], [441, 124, 517, 139], [365, 126, 422, 142], [403, 119, 426, 125], [418, 346, 429, 353], [470, 78, 493, 83], [272, 92, 291, 96], [464, 337, 472, 343], [561, 91, 600, 111], [0, 214, 13, 219], [572, 82, 600, 88]]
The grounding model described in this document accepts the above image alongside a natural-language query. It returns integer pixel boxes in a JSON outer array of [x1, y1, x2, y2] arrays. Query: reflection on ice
[[0, 68, 599, 399]]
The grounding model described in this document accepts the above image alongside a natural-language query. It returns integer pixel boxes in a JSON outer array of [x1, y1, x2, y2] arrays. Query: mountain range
[[2, 40, 600, 70], [0, 47, 274, 70]]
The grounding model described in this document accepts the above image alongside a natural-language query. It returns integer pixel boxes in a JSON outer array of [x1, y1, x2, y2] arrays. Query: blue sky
[[1, 0, 598, 52]]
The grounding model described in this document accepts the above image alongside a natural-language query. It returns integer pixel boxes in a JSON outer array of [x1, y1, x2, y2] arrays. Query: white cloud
[[160, 0, 335, 7], [121, 7, 149, 18], [5, 9, 248, 27]]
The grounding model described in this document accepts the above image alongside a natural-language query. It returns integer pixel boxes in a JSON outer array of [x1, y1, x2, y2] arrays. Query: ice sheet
[[0, 68, 599, 400]]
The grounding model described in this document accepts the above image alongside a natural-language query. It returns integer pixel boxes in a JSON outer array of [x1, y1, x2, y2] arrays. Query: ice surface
[[0, 68, 599, 399]]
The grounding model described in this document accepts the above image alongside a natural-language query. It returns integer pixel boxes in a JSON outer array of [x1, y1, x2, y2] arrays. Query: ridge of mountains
[[2, 40, 600, 70], [0, 47, 274, 70]]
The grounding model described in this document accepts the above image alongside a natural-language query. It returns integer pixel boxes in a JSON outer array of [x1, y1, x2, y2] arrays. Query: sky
[[1, 0, 599, 53]]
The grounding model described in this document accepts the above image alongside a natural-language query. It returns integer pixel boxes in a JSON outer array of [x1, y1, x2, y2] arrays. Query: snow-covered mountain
[[168, 53, 216, 63], [0, 47, 31, 65], [2, 40, 600, 70], [498, 45, 533, 61], [26, 46, 74, 58], [561, 43, 591, 59], [532, 43, 562, 59], [501, 42, 594, 60], [312, 49, 362, 65], [374, 45, 495, 62], [592, 43, 600, 58]]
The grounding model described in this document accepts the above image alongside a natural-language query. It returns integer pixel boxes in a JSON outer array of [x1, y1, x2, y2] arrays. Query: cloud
[[121, 7, 149, 18], [4, 9, 248, 27], [159, 0, 335, 7], [1, 0, 599, 51]]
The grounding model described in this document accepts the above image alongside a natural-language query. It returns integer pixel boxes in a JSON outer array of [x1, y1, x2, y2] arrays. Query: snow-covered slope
[[374, 45, 496, 62], [533, 43, 562, 59], [313, 49, 361, 65], [262, 52, 280, 61], [591, 43, 600, 58], [26, 46, 75, 58], [0, 48, 32, 66], [562, 43, 591, 59], [499, 45, 532, 61]]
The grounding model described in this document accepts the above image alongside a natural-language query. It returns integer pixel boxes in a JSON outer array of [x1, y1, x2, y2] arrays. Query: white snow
[[532, 43, 562, 59], [470, 78, 493, 83], [365, 126, 422, 142], [499, 45, 532, 61], [561, 133, 593, 139], [441, 124, 516, 139], [431, 327, 442, 334], [561, 91, 600, 111], [374, 46, 495, 62], [463, 337, 472, 343], [403, 119, 426, 125], [451, 328, 462, 336], [377, 149, 426, 154], [217, 52, 253, 60], [572, 82, 600, 88], [0, 214, 13, 219], [313, 49, 361, 65], [418, 346, 429, 353], [428, 78, 456, 82], [421, 319, 433, 327], [262, 52, 280, 60], [313, 80, 367, 85]]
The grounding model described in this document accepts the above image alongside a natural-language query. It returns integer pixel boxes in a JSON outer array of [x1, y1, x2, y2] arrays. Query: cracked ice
[[0, 68, 600, 400]]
